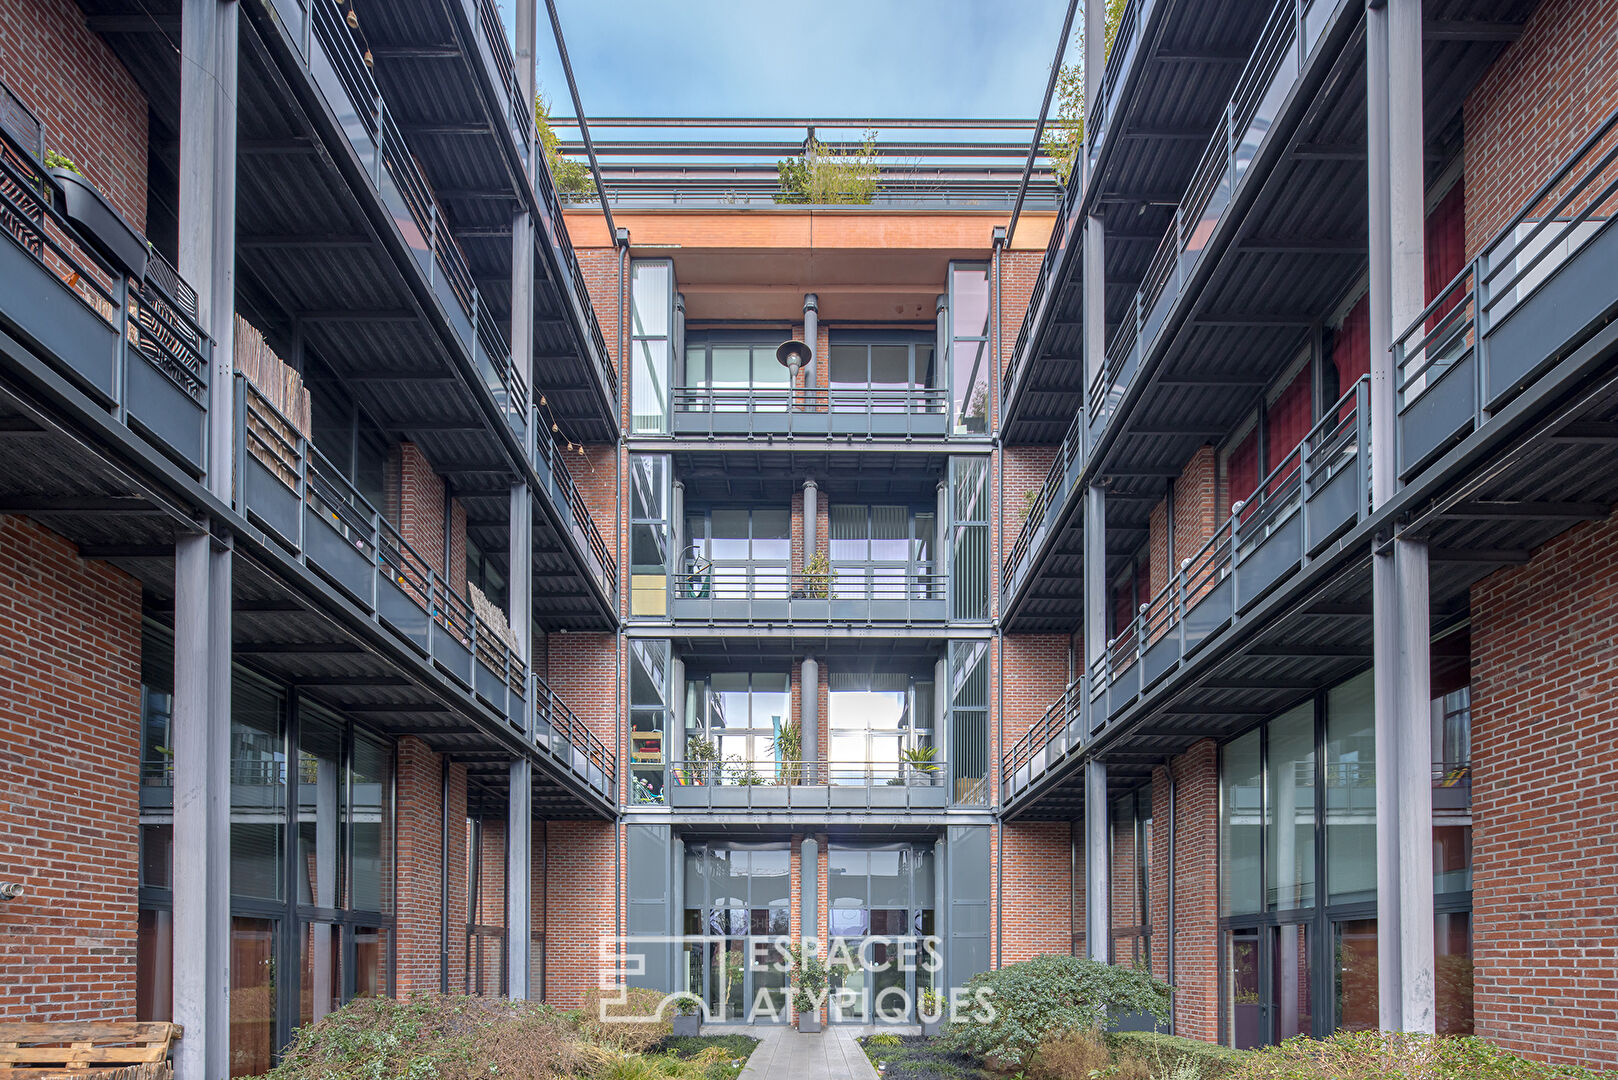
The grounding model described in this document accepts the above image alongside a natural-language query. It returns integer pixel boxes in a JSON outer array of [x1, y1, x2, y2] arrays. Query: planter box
[[670, 1014, 701, 1038], [797, 1013, 822, 1034], [51, 167, 147, 278], [920, 1020, 944, 1038]]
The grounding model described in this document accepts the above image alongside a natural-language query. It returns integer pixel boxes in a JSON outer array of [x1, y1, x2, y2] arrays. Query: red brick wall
[[546, 633, 620, 791], [1, 0, 149, 230], [1151, 741, 1219, 1043], [544, 820, 616, 1006], [393, 739, 469, 995], [1470, 512, 1618, 1069], [998, 823, 1072, 965], [574, 248, 624, 429], [0, 515, 141, 1021], [1464, 0, 1618, 256], [398, 443, 447, 576], [995, 250, 1043, 407]]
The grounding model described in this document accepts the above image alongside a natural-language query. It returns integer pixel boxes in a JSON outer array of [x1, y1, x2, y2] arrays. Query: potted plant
[[901, 745, 940, 786], [918, 987, 947, 1037], [670, 995, 702, 1037], [686, 734, 719, 785], [45, 151, 148, 278], [788, 943, 828, 1033], [771, 719, 803, 784], [801, 551, 831, 599]]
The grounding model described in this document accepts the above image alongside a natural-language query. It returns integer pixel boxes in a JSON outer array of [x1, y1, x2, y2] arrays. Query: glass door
[[826, 845, 937, 1025]]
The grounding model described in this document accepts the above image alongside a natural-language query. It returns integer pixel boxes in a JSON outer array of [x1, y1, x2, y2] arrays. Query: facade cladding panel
[[0, 0, 1617, 1067]]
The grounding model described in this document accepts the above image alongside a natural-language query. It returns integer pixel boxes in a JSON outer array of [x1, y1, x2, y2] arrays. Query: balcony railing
[[1395, 101, 1618, 479], [235, 377, 614, 802], [1002, 408, 1087, 597], [670, 386, 950, 437], [1002, 379, 1369, 803], [669, 557, 947, 623], [658, 758, 951, 810], [533, 404, 617, 596], [0, 128, 211, 473]]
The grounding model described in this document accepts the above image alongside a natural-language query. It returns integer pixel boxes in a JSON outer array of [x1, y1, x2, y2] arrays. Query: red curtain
[[1331, 294, 1371, 421], [1224, 430, 1259, 520], [1426, 181, 1467, 311], [1266, 369, 1312, 484]]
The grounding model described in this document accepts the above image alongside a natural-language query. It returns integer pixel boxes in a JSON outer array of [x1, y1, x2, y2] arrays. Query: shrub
[[939, 954, 1171, 1071], [1228, 1031, 1609, 1080], [581, 987, 674, 1052], [1028, 1030, 1112, 1080], [1107, 1031, 1248, 1077]]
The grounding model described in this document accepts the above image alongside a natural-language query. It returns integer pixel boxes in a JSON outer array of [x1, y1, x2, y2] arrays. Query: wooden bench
[[0, 1023, 182, 1079]]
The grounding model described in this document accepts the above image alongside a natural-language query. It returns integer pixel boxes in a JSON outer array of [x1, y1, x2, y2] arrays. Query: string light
[[346, 7, 358, 28]]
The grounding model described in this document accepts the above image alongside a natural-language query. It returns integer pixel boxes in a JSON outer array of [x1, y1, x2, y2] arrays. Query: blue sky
[[501, 0, 1072, 132]]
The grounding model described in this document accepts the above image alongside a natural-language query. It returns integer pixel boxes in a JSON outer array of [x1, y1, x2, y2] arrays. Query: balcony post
[[508, 756, 533, 998], [936, 479, 949, 597], [1369, 0, 1435, 1035], [934, 293, 949, 413], [514, 0, 537, 159], [801, 656, 820, 778], [1083, 485, 1106, 672], [802, 477, 818, 570], [672, 478, 685, 581], [1084, 758, 1109, 961], [670, 655, 686, 777], [802, 293, 819, 393]]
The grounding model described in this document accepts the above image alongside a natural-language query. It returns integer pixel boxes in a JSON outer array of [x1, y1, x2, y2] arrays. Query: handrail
[[672, 564, 946, 605], [671, 385, 950, 412], [239, 378, 615, 800], [1001, 407, 1085, 595], [663, 759, 948, 788], [1000, 675, 1085, 783], [534, 409, 617, 591]]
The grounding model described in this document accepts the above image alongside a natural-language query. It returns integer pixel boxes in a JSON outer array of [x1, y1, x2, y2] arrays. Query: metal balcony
[[669, 560, 948, 625], [0, 129, 211, 475], [669, 386, 951, 439], [657, 759, 952, 812]]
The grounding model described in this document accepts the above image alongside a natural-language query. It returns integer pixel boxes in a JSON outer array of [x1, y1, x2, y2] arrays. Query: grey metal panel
[[829, 786, 869, 809], [1183, 576, 1231, 654], [308, 36, 375, 169], [790, 600, 830, 621], [626, 823, 673, 990], [0, 234, 119, 401], [432, 631, 473, 687], [1142, 632, 1179, 689], [789, 785, 830, 808], [946, 825, 991, 989], [1486, 219, 1618, 410], [126, 358, 206, 472], [912, 786, 948, 809], [668, 785, 706, 809], [434, 274, 473, 351], [1397, 354, 1475, 479], [378, 576, 430, 651], [1305, 460, 1358, 555], [243, 457, 300, 546], [1234, 512, 1302, 613], [474, 659, 504, 709], [753, 786, 789, 808], [304, 506, 373, 603], [869, 785, 908, 808], [270, 0, 306, 57]]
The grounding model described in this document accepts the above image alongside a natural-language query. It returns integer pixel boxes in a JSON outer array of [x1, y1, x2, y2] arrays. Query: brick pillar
[[394, 738, 469, 995], [1152, 740, 1218, 1042]]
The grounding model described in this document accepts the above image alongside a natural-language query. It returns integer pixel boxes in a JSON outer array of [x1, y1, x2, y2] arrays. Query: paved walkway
[[736, 1025, 899, 1080]]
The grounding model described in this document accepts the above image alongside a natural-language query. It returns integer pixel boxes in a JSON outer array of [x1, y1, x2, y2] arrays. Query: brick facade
[[1471, 513, 1618, 1069], [543, 820, 617, 1007], [1, 0, 149, 230], [1152, 741, 1219, 1043], [0, 516, 141, 1021], [393, 739, 469, 995]]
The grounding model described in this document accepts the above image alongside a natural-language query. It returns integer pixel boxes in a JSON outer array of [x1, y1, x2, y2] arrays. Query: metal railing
[[1002, 409, 1086, 595], [665, 759, 948, 788], [1002, 379, 1369, 802], [533, 406, 617, 594], [671, 558, 947, 622], [670, 385, 950, 436], [236, 378, 615, 801], [0, 126, 211, 470], [1395, 101, 1618, 478]]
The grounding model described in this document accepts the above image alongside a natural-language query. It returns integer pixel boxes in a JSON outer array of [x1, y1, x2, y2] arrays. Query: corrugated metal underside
[[1008, 362, 1618, 820], [672, 448, 951, 503], [459, 486, 606, 630], [1005, 0, 1536, 632], [673, 635, 946, 675], [1002, 0, 1277, 444], [0, 384, 607, 818], [353, 0, 616, 442]]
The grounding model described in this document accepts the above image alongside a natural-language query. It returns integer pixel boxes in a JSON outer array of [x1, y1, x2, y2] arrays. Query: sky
[[501, 0, 1073, 136]]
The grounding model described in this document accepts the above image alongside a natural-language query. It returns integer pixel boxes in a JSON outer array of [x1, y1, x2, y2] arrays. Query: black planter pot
[[671, 1014, 701, 1037], [920, 1020, 944, 1038], [50, 167, 147, 278]]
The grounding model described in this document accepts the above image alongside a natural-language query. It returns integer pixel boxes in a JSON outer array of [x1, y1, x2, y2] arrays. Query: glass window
[[1436, 910, 1473, 1036], [949, 641, 989, 804], [1267, 704, 1315, 911], [1225, 927, 1263, 1049], [829, 503, 937, 601], [629, 454, 671, 616], [827, 671, 934, 785], [1272, 922, 1312, 1040], [631, 261, 673, 433], [348, 733, 393, 914], [1220, 728, 1263, 916], [1333, 918, 1378, 1033], [948, 264, 991, 434], [1325, 672, 1376, 904], [630, 639, 671, 803], [297, 713, 345, 911], [950, 457, 989, 620], [230, 917, 278, 1077], [232, 680, 287, 900]]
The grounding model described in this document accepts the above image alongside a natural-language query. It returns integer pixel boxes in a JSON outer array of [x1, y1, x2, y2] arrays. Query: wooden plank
[[0, 1046, 169, 1064], [0, 1025, 177, 1044]]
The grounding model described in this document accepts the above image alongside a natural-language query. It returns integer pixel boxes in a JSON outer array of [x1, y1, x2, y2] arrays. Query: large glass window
[[825, 843, 938, 1024], [1267, 704, 1315, 912], [829, 504, 936, 600], [232, 679, 287, 900], [948, 641, 989, 804], [1325, 672, 1375, 904], [828, 334, 939, 410], [683, 334, 791, 409], [948, 263, 991, 434], [828, 671, 935, 785], [949, 457, 989, 620], [631, 260, 673, 433], [684, 671, 791, 780], [630, 454, 671, 617], [1110, 785, 1152, 968], [683, 843, 791, 1023], [1220, 728, 1263, 916], [687, 505, 792, 599], [630, 639, 671, 803]]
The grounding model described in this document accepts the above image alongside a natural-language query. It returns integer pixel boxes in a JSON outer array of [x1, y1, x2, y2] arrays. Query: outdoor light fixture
[[776, 339, 811, 411], [0, 882, 23, 901]]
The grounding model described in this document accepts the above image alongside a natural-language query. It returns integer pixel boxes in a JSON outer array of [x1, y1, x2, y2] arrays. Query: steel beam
[[508, 758, 533, 998], [1084, 759, 1109, 961]]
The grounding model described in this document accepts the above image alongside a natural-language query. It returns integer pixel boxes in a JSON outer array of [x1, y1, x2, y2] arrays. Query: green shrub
[[939, 954, 1171, 1071], [1107, 1031, 1248, 1077], [1228, 1031, 1609, 1080]]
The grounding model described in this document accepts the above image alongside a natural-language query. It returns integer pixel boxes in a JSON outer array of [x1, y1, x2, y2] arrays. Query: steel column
[[670, 656, 686, 767], [508, 757, 533, 998], [802, 477, 818, 564], [1395, 537, 1435, 1029], [1084, 759, 1109, 961], [1084, 485, 1106, 666], [802, 293, 818, 389], [801, 836, 820, 945], [1083, 0, 1105, 189]]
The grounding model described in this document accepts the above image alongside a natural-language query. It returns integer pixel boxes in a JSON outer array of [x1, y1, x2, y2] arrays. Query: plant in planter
[[45, 150, 147, 277], [801, 551, 831, 599], [770, 719, 803, 784], [670, 994, 702, 1037], [917, 987, 947, 1036], [901, 745, 940, 786], [686, 734, 719, 785], [787, 943, 829, 1033]]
